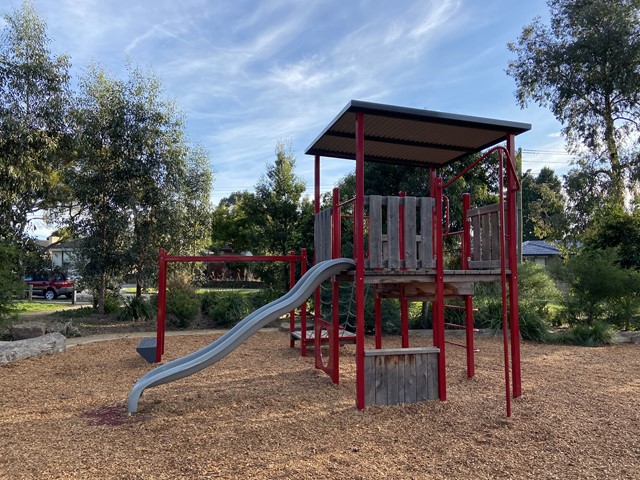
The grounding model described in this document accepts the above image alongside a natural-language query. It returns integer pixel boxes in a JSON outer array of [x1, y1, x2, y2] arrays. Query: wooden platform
[[290, 328, 357, 344]]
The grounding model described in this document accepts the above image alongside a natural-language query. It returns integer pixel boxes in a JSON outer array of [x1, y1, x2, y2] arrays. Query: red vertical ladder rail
[[399, 191, 409, 348], [331, 187, 342, 383], [433, 176, 447, 401], [312, 154, 321, 358], [498, 151, 512, 417], [461, 193, 476, 378], [354, 112, 366, 410]]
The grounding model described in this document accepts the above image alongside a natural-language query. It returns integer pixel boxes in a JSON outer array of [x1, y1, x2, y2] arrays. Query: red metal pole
[[354, 112, 366, 410], [156, 248, 167, 363], [300, 248, 308, 357], [374, 285, 382, 349], [434, 177, 446, 401], [313, 155, 321, 356], [331, 188, 342, 383], [506, 134, 522, 399], [462, 193, 475, 378], [498, 152, 512, 417], [399, 191, 409, 348], [289, 250, 296, 345]]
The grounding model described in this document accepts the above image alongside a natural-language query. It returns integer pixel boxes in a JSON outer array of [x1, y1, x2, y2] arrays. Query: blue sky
[[17, 0, 571, 216]]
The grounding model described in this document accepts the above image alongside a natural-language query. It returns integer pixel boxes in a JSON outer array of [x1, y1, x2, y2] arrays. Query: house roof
[[522, 240, 560, 257], [305, 100, 531, 168]]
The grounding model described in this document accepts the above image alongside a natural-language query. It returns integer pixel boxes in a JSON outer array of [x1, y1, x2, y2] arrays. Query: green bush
[[550, 322, 612, 346], [118, 296, 155, 322], [165, 274, 200, 329], [556, 248, 640, 328], [201, 290, 254, 327]]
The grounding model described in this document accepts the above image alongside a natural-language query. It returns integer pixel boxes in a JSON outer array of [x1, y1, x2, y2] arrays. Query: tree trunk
[[98, 273, 106, 315], [604, 97, 625, 207]]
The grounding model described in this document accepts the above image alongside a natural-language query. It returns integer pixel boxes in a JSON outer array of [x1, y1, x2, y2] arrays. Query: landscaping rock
[[45, 321, 82, 338], [0, 332, 66, 365], [10, 321, 46, 340]]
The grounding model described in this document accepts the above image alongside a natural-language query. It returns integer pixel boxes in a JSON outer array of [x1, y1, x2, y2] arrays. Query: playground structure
[[128, 100, 530, 417], [303, 100, 530, 415]]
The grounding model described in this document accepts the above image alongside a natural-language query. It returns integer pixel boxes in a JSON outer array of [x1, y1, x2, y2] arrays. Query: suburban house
[[522, 240, 561, 267], [43, 235, 80, 268]]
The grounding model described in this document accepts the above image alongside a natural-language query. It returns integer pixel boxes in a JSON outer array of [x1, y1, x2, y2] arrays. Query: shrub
[[0, 244, 21, 329], [165, 273, 200, 329], [550, 321, 612, 346], [118, 296, 155, 322], [201, 290, 253, 327]]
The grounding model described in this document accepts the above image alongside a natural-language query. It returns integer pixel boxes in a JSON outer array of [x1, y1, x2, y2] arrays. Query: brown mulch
[[1, 331, 639, 479]]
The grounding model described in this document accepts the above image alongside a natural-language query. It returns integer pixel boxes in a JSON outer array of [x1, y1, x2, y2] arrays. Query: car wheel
[[45, 289, 57, 300]]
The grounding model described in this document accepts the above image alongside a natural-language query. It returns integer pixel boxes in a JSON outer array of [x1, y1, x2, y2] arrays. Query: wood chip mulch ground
[[1, 331, 639, 479]]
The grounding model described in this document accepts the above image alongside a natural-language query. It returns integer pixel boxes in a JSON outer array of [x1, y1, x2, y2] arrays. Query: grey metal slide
[[127, 258, 355, 414]]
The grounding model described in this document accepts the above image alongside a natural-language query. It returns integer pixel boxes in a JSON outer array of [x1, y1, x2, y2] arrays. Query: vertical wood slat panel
[[419, 197, 434, 269], [386, 356, 399, 405], [404, 354, 417, 403], [481, 213, 491, 261], [387, 196, 400, 269], [398, 355, 406, 403], [403, 196, 417, 269], [364, 356, 376, 406], [368, 195, 382, 269], [364, 349, 439, 406], [375, 355, 387, 406], [427, 352, 439, 400], [490, 211, 500, 261], [314, 210, 331, 262]]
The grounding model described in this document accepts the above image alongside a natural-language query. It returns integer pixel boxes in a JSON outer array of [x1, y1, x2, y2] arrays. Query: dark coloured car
[[24, 271, 80, 300]]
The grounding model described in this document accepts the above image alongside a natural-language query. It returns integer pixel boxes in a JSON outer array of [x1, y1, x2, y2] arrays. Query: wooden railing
[[365, 195, 435, 270], [467, 203, 508, 269]]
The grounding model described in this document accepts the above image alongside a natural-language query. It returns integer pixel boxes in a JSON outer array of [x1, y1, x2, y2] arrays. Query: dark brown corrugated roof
[[305, 100, 531, 168]]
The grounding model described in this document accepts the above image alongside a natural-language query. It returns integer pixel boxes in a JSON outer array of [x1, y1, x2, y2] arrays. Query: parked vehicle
[[24, 271, 81, 300]]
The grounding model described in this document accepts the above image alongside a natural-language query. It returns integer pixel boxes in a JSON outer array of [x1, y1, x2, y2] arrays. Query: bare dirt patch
[[1, 332, 639, 479]]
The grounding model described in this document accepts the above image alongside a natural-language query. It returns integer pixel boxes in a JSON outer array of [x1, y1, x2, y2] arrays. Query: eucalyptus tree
[[0, 0, 71, 244], [70, 64, 213, 310], [508, 0, 640, 208]]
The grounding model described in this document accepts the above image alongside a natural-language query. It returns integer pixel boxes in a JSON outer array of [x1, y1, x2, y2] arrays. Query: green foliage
[[550, 322, 613, 346], [521, 167, 567, 241], [508, 0, 640, 208], [584, 210, 640, 269], [118, 296, 155, 322], [200, 288, 284, 327], [554, 248, 640, 329], [0, 0, 71, 243], [165, 273, 200, 328]]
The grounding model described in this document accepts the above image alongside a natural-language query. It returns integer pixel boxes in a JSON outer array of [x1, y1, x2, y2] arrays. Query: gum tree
[[508, 0, 640, 208]]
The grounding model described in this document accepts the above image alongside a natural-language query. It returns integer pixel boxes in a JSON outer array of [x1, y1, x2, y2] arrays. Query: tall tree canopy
[[69, 64, 212, 311], [0, 0, 70, 244], [521, 167, 567, 241], [508, 0, 640, 207]]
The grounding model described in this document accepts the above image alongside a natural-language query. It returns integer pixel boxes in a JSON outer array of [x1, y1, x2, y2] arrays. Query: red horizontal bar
[[337, 197, 356, 208], [444, 323, 480, 332], [165, 254, 303, 263], [444, 230, 463, 237], [445, 340, 480, 352]]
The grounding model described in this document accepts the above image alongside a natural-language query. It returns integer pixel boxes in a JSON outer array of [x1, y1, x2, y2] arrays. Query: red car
[[24, 271, 79, 300]]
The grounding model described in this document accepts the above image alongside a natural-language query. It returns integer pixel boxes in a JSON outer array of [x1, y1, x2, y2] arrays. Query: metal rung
[[444, 323, 480, 332], [444, 340, 480, 352]]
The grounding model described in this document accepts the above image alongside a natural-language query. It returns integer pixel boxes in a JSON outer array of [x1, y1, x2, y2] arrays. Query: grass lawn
[[12, 300, 78, 313], [121, 287, 261, 295]]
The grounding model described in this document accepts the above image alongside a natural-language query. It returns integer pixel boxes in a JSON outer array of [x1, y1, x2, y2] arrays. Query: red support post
[[506, 134, 522, 398], [331, 188, 341, 382], [354, 112, 366, 410], [300, 248, 308, 357], [462, 193, 475, 378], [313, 155, 322, 356], [289, 250, 296, 346], [498, 152, 512, 417], [399, 191, 409, 348], [156, 248, 168, 363], [433, 177, 447, 401]]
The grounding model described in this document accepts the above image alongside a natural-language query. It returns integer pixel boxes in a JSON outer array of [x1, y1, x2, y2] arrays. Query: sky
[[7, 0, 573, 233]]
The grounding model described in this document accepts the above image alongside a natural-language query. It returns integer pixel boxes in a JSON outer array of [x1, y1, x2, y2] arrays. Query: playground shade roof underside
[[305, 100, 532, 168]]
